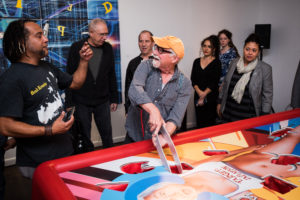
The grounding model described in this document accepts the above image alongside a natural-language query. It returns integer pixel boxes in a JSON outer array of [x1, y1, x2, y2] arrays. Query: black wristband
[[45, 125, 52, 136]]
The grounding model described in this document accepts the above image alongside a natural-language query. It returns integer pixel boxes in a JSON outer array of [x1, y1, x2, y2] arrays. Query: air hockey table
[[33, 109, 300, 200]]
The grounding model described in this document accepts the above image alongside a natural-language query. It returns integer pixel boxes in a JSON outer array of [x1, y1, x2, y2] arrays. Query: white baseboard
[[93, 135, 125, 147], [4, 157, 16, 167]]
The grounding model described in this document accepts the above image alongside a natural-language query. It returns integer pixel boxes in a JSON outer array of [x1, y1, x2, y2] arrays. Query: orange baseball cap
[[152, 35, 184, 59]]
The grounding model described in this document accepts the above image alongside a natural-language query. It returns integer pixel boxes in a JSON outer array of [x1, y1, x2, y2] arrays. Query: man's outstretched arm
[[0, 112, 74, 138]]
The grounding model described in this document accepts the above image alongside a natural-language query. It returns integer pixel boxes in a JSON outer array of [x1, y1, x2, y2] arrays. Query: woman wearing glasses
[[191, 35, 221, 128]]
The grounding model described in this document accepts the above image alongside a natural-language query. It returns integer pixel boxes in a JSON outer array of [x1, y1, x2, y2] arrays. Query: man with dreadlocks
[[0, 19, 93, 184]]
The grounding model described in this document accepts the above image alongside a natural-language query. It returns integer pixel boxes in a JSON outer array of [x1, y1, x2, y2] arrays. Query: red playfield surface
[[32, 109, 300, 200]]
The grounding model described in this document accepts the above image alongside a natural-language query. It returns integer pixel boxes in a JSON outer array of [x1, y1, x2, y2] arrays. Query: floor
[[4, 165, 32, 200]]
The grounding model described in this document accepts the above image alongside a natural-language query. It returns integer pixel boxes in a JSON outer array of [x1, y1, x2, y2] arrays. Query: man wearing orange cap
[[125, 35, 192, 145]]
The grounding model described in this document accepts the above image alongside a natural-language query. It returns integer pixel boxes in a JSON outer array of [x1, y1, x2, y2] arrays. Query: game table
[[33, 109, 300, 200]]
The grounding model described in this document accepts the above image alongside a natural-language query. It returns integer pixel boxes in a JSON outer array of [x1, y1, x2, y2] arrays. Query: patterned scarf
[[231, 57, 258, 103]]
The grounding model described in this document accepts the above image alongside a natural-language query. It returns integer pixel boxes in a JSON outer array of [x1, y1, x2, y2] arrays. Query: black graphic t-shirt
[[0, 61, 74, 167]]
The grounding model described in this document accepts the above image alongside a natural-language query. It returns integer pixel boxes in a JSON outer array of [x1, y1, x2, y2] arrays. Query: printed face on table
[[219, 33, 230, 48], [143, 184, 197, 200], [89, 22, 109, 47], [243, 42, 260, 64], [139, 32, 153, 56], [25, 22, 49, 59]]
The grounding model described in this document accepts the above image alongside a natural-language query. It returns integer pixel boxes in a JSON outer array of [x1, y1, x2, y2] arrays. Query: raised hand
[[79, 42, 93, 61]]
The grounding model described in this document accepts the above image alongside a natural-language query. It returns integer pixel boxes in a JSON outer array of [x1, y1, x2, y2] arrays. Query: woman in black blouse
[[191, 35, 221, 128]]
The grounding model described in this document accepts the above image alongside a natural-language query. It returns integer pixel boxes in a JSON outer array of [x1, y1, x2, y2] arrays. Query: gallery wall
[[117, 0, 300, 129]]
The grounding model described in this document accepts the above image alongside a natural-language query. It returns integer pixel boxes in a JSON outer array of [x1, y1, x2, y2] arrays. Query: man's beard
[[152, 55, 160, 68], [152, 60, 160, 68], [39, 49, 47, 58]]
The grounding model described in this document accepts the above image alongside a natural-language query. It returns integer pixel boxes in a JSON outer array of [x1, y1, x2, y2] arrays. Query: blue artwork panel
[[115, 62, 122, 102], [0, 0, 41, 19], [40, 0, 119, 20], [44, 19, 88, 70], [0, 18, 14, 75], [44, 19, 120, 69], [106, 20, 120, 62], [0, 48, 9, 76], [106, 20, 121, 102], [87, 0, 119, 20], [40, 0, 88, 20]]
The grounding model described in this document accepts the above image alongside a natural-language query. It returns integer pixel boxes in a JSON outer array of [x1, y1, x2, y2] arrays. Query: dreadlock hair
[[201, 35, 220, 58], [218, 29, 240, 57], [3, 19, 35, 63]]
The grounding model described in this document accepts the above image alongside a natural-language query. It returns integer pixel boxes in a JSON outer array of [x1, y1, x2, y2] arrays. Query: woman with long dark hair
[[191, 35, 221, 128]]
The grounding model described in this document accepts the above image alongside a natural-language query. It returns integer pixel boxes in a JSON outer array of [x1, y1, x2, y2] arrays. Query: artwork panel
[[0, 0, 41, 19], [40, 0, 88, 20], [87, 0, 119, 20], [115, 62, 122, 103], [43, 19, 88, 70], [40, 0, 119, 20]]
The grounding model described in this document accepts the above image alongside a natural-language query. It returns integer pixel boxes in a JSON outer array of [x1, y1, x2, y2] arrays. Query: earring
[[18, 42, 25, 54]]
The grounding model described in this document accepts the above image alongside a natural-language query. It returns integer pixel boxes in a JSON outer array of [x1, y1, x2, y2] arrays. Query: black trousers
[[74, 101, 113, 150], [195, 102, 217, 128]]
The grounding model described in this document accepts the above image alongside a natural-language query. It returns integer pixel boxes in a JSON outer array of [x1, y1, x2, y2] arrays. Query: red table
[[32, 109, 300, 200]]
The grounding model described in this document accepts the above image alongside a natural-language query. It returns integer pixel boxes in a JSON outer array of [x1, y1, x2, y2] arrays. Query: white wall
[[5, 0, 300, 165], [118, 0, 300, 129], [256, 0, 300, 112]]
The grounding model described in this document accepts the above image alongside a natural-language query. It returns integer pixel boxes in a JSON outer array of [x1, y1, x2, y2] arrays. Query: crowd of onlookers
[[124, 29, 275, 133], [191, 30, 273, 128]]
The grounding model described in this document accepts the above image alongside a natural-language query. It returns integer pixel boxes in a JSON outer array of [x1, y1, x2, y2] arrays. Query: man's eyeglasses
[[153, 44, 174, 54]]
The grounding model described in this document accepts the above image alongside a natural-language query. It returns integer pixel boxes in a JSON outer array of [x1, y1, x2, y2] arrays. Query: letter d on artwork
[[67, 4, 73, 11], [102, 2, 112, 14]]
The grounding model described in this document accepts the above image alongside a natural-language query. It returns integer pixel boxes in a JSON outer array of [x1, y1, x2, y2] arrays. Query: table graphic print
[[32, 109, 300, 200]]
